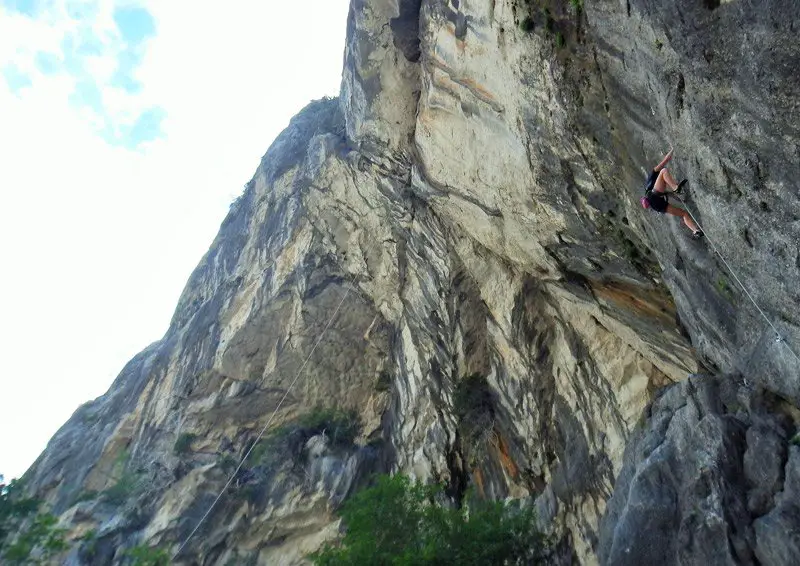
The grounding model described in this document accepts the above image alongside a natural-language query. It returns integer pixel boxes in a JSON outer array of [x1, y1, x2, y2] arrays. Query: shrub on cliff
[[0, 476, 67, 565], [310, 474, 548, 565], [101, 471, 140, 505], [125, 543, 170, 566], [250, 406, 361, 466]]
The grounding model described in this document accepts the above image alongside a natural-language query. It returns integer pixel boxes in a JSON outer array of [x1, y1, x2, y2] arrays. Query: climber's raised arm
[[653, 147, 674, 172]]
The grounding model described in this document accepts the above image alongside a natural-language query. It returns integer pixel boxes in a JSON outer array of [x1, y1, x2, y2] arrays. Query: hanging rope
[[173, 270, 360, 559], [172, 187, 799, 559], [672, 192, 800, 366]]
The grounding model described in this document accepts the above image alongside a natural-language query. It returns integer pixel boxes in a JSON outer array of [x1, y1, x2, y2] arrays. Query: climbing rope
[[173, 269, 361, 559], [172, 188, 799, 558], [672, 193, 800, 366]]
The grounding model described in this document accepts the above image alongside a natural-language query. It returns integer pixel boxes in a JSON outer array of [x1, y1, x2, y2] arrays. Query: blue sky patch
[[125, 107, 166, 147], [7, 1, 163, 151], [76, 35, 104, 57], [35, 52, 60, 75], [110, 48, 143, 93], [2, 0, 40, 17], [97, 107, 167, 149], [2, 65, 32, 93], [65, 0, 98, 21], [110, 69, 141, 94], [59, 32, 107, 77], [59, 33, 104, 75], [69, 78, 103, 112], [113, 6, 156, 44], [60, 35, 84, 75]]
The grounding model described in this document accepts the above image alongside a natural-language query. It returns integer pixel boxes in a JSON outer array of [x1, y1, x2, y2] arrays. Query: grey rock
[[744, 419, 787, 515], [599, 375, 799, 565], [754, 447, 800, 565], [535, 484, 559, 528]]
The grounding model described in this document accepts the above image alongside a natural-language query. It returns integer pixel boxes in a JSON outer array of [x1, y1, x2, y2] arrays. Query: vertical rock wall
[[16, 1, 800, 564]]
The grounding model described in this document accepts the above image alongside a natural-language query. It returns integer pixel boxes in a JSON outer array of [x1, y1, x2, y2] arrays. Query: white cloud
[[0, 0, 351, 479]]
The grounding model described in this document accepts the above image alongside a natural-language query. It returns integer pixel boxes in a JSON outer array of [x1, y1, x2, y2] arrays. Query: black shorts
[[644, 170, 668, 213], [647, 192, 668, 213]]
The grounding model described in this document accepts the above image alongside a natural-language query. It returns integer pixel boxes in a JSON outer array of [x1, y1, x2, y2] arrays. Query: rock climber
[[640, 148, 703, 239]]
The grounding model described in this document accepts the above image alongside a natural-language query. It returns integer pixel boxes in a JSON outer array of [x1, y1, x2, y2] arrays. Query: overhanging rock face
[[20, 1, 800, 565]]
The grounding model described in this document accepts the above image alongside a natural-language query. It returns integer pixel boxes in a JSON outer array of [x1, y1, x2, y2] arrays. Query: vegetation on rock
[[250, 406, 361, 466], [125, 543, 170, 566], [0, 476, 68, 565], [310, 474, 549, 565]]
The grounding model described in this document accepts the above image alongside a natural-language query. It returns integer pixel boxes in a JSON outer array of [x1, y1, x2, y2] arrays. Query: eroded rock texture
[[599, 374, 800, 566], [19, 0, 800, 564]]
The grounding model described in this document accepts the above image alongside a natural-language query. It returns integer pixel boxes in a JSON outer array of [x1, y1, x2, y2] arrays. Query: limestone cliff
[[18, 0, 800, 565]]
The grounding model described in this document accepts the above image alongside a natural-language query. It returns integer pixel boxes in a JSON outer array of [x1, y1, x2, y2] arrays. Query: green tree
[[101, 470, 140, 505], [125, 544, 170, 566], [0, 477, 38, 542], [0, 476, 68, 565], [310, 475, 548, 566]]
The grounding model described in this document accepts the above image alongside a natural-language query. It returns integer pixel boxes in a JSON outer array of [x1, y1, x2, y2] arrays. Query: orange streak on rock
[[493, 433, 519, 479], [473, 466, 485, 498], [591, 280, 675, 325]]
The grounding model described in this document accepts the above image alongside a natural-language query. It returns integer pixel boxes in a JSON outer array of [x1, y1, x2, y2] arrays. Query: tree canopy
[[310, 474, 549, 566], [0, 475, 67, 565]]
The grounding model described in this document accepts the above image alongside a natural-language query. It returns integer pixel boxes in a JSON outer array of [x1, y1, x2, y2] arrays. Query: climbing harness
[[672, 193, 800, 366], [173, 265, 361, 559]]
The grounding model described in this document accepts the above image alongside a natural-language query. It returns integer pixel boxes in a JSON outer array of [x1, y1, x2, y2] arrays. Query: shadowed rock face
[[599, 374, 800, 566], [18, 1, 800, 565]]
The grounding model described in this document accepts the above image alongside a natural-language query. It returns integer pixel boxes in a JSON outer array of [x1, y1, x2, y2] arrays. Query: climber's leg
[[654, 168, 680, 192], [666, 204, 699, 233]]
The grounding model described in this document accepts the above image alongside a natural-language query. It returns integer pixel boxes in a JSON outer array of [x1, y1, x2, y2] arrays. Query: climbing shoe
[[675, 179, 688, 194], [692, 229, 704, 240]]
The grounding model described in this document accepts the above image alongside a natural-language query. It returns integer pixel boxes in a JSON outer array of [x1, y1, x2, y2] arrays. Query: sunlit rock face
[[21, 0, 800, 564]]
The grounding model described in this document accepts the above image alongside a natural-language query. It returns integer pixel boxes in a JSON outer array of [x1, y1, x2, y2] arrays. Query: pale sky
[[0, 0, 351, 480]]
